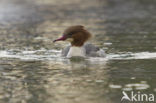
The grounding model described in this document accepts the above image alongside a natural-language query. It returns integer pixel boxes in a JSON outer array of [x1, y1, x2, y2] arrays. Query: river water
[[0, 0, 156, 103]]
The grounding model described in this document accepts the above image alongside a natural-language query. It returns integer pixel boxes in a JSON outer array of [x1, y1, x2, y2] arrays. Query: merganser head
[[53, 25, 91, 46]]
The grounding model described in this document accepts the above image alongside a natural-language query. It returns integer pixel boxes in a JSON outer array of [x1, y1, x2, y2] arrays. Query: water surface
[[0, 0, 156, 103]]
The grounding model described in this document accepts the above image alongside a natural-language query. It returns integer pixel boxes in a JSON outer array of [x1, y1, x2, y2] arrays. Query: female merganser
[[53, 25, 105, 58]]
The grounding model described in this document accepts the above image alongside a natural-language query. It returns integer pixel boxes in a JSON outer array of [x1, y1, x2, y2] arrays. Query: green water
[[0, 0, 156, 103]]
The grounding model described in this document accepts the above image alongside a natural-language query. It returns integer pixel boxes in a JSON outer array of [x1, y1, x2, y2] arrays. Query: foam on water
[[0, 49, 62, 61], [0, 49, 156, 61], [106, 52, 156, 60]]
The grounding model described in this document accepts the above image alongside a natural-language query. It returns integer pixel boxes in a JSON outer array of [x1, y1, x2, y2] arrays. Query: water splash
[[0, 49, 156, 61], [0, 49, 62, 61], [107, 52, 156, 60]]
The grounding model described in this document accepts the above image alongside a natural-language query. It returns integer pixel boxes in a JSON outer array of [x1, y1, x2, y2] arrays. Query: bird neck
[[67, 46, 86, 58]]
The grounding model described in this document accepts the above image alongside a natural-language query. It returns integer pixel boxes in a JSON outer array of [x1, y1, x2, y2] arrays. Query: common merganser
[[53, 25, 105, 58]]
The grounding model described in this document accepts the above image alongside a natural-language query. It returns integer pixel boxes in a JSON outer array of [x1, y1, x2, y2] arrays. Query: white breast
[[67, 46, 86, 58]]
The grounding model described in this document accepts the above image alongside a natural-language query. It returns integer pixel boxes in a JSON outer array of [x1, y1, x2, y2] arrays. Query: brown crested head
[[53, 25, 92, 47]]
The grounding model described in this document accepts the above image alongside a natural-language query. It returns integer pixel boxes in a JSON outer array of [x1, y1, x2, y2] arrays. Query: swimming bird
[[53, 25, 105, 58]]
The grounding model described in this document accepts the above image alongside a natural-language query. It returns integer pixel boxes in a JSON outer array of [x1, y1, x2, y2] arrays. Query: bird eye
[[68, 31, 77, 35], [68, 33, 73, 35]]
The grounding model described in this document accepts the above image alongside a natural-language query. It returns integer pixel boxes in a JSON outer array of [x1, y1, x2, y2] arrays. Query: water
[[0, 0, 156, 103]]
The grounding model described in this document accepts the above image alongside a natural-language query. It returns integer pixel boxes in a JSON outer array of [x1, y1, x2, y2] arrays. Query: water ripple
[[0, 49, 156, 61]]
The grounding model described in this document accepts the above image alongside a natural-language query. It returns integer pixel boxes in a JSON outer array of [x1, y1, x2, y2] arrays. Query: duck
[[53, 25, 105, 58]]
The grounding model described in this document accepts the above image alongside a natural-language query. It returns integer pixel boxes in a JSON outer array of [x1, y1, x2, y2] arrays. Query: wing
[[61, 45, 71, 57], [84, 43, 99, 56]]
